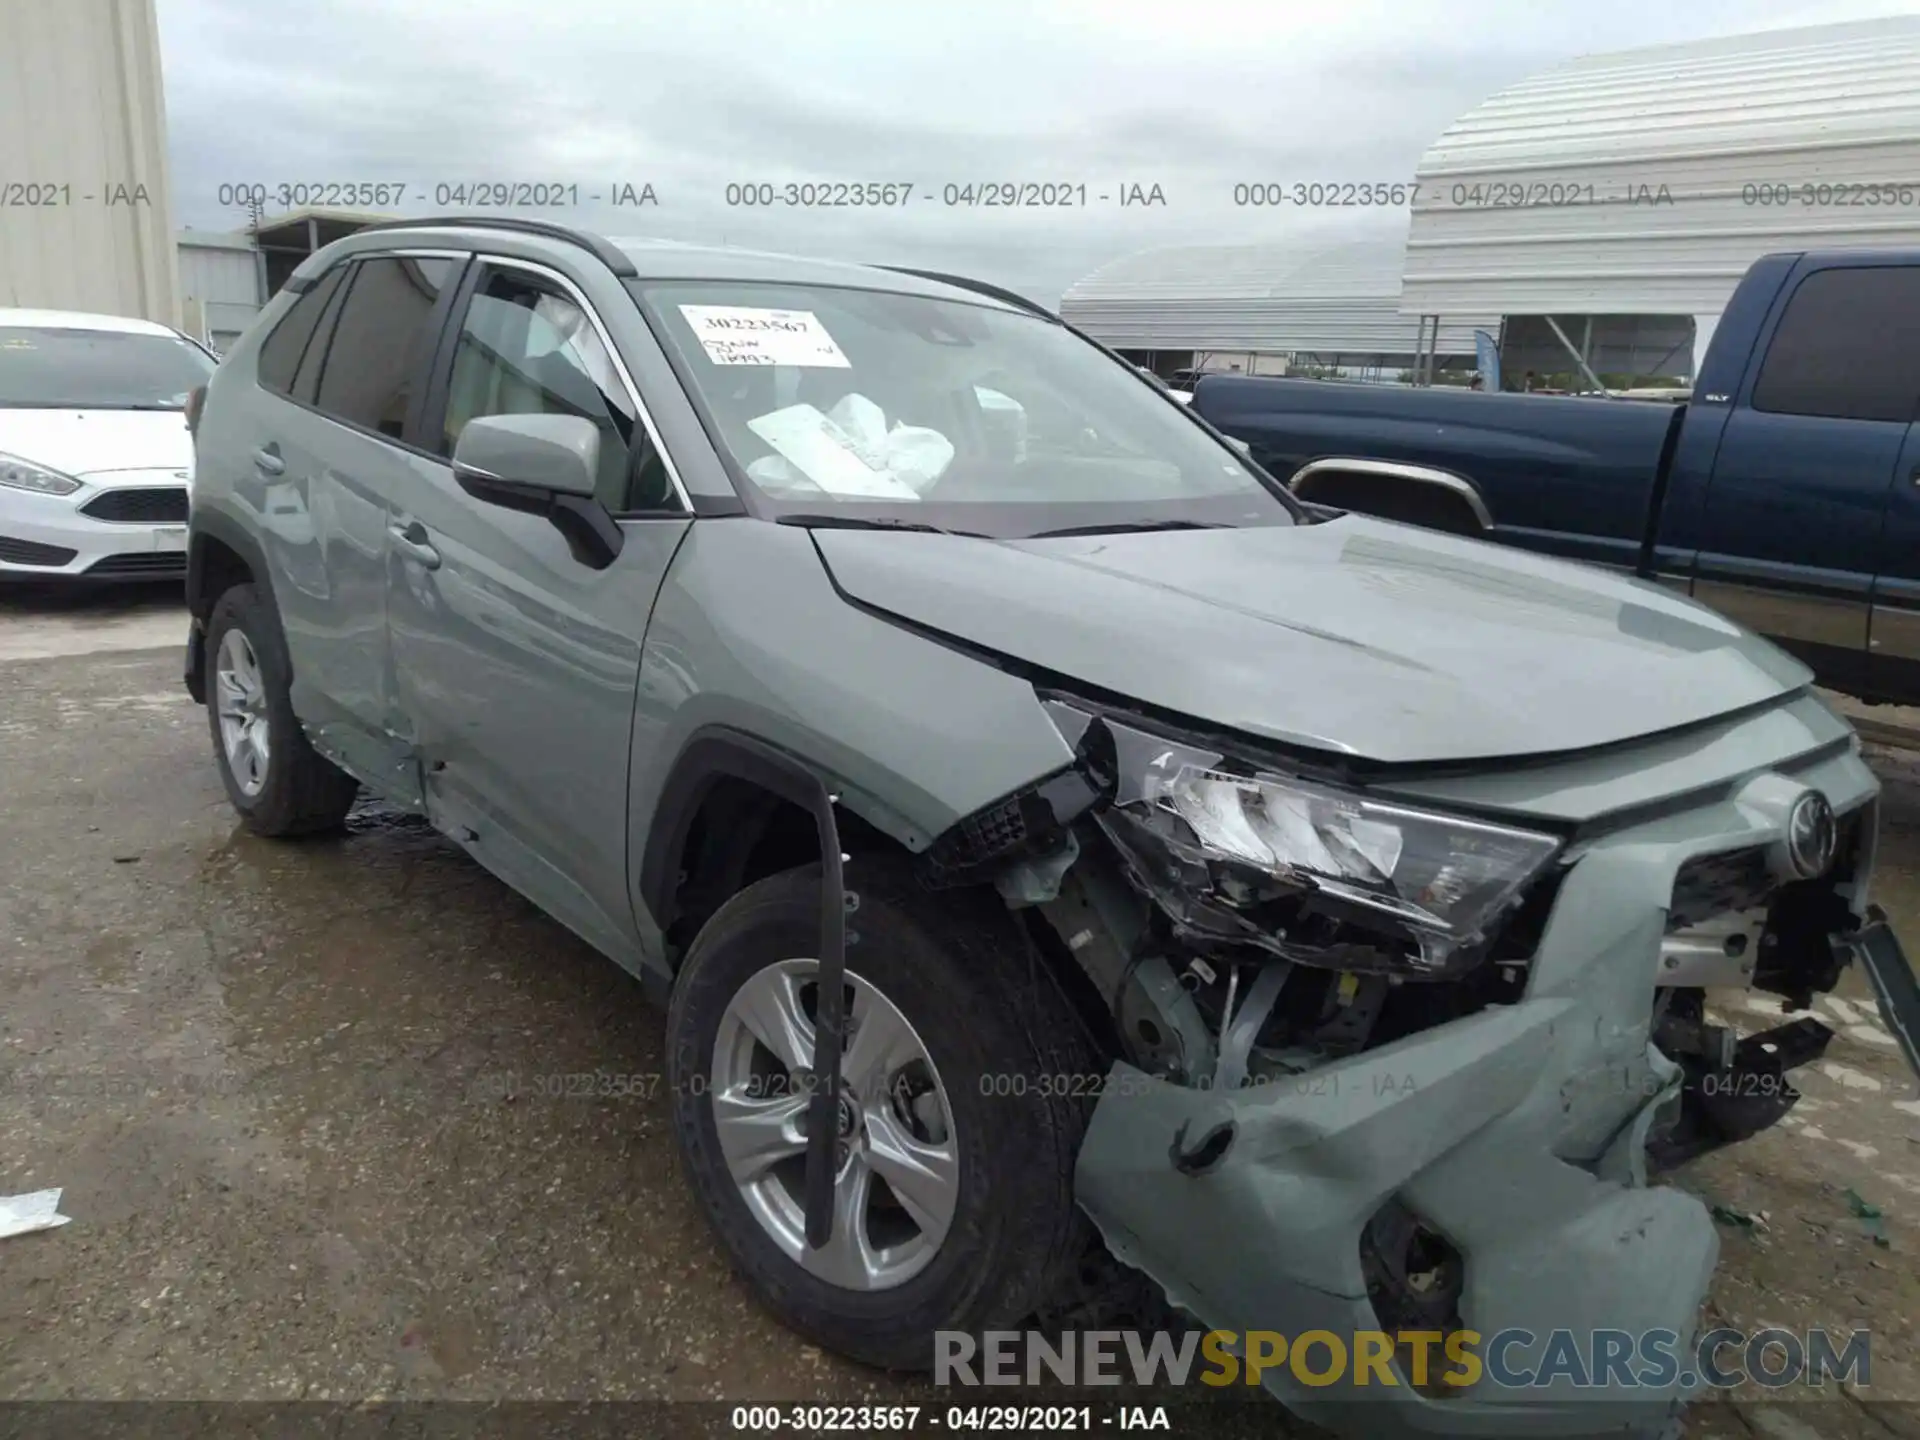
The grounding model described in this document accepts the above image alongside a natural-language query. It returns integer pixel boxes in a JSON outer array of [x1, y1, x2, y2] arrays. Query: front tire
[[667, 858, 1100, 1369], [203, 583, 358, 836]]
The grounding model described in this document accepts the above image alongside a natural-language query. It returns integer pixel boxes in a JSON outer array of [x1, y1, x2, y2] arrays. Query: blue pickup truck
[[1190, 249, 1920, 706]]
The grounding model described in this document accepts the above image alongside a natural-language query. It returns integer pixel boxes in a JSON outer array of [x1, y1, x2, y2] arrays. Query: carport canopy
[[1399, 14, 1920, 352]]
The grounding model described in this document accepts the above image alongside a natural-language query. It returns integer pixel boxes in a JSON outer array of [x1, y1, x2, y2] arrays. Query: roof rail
[[358, 215, 637, 278], [877, 266, 1057, 319]]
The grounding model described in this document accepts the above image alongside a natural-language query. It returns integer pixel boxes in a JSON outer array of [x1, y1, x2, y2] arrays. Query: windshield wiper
[[775, 513, 987, 538], [1025, 519, 1228, 539]]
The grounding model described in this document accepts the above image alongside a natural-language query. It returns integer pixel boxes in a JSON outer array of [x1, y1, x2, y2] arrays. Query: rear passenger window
[[1751, 268, 1920, 423], [256, 265, 347, 399], [311, 257, 457, 440], [290, 272, 352, 404]]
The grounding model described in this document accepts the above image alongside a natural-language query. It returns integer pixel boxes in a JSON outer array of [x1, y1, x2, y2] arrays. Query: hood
[[812, 516, 1812, 765], [0, 407, 192, 479]]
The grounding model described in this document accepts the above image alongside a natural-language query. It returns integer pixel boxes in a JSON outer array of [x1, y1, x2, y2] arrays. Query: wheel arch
[[639, 722, 1124, 1092], [184, 509, 278, 704], [638, 726, 861, 964], [186, 507, 277, 620]]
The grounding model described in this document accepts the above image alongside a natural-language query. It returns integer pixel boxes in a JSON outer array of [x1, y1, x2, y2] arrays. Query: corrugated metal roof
[[1402, 16, 1920, 317], [1061, 235, 1496, 355], [177, 229, 259, 253]]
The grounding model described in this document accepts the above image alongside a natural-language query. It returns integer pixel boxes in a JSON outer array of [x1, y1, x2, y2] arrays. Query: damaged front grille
[[1667, 845, 1773, 931], [1667, 808, 1867, 933]]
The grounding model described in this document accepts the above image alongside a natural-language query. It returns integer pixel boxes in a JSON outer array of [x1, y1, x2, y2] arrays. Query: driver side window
[[440, 266, 674, 511]]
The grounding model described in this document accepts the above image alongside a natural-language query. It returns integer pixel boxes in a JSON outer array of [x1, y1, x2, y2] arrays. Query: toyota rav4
[[182, 217, 1920, 1439]]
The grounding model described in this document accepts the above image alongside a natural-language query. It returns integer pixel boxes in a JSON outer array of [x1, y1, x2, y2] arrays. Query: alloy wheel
[[710, 957, 960, 1290], [215, 628, 270, 798]]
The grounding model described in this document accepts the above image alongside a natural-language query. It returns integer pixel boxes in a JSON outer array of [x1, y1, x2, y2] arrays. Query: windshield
[[0, 327, 216, 410], [634, 280, 1295, 538]]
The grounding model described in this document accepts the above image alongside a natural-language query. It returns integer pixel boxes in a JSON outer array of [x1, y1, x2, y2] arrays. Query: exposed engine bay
[[906, 696, 1920, 1388], [923, 697, 1896, 1175]]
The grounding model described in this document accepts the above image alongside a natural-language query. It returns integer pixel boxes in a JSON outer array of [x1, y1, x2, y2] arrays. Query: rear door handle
[[252, 446, 285, 476], [388, 521, 441, 570]]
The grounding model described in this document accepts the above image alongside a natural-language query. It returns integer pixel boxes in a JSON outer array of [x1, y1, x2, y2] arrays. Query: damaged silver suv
[[183, 218, 1920, 1438]]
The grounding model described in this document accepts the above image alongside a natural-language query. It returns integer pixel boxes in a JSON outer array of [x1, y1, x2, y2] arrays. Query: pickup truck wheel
[[667, 858, 1100, 1369], [203, 584, 358, 836]]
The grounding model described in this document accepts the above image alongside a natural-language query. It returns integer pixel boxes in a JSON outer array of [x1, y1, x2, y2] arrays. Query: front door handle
[[388, 521, 441, 570], [252, 446, 285, 476]]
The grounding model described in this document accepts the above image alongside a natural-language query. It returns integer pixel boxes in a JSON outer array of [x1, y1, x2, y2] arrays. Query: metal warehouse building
[[177, 229, 266, 352], [1402, 15, 1920, 389], [1067, 15, 1920, 394], [0, 0, 178, 324], [177, 210, 394, 352], [1060, 235, 1499, 384], [1, 2, 376, 353]]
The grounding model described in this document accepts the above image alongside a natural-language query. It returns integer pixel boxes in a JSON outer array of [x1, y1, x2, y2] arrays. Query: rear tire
[[667, 858, 1102, 1369], [204, 583, 358, 836]]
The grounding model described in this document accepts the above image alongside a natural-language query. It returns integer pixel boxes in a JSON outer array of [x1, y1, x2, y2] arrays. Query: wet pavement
[[2, 588, 1918, 1438]]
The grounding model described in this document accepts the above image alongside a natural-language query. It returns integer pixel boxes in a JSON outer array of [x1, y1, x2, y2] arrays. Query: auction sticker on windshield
[[679, 305, 850, 367]]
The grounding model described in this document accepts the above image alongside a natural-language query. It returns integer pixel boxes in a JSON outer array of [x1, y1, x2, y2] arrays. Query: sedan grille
[[81, 487, 189, 523], [0, 534, 78, 566], [86, 552, 186, 576]]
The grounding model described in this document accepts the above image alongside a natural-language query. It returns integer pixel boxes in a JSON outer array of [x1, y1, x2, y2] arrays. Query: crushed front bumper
[[1849, 911, 1920, 1078], [1073, 739, 1901, 1438]]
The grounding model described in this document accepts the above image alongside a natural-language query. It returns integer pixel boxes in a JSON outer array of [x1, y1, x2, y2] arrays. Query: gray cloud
[[160, 0, 1920, 303]]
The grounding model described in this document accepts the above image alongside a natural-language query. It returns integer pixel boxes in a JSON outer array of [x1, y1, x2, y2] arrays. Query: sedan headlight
[[0, 452, 81, 497], [1091, 724, 1562, 976]]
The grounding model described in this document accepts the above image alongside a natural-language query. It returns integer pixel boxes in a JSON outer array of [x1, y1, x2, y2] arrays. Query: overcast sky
[[159, 0, 1920, 305]]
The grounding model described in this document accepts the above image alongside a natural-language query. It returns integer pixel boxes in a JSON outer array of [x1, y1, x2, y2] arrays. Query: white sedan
[[0, 309, 216, 582]]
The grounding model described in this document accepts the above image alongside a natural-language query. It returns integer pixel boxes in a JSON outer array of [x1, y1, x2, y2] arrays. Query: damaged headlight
[[1091, 725, 1561, 975], [1150, 760, 1559, 940]]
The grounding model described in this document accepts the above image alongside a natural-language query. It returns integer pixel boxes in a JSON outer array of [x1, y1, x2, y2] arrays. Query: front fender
[[624, 518, 1075, 967]]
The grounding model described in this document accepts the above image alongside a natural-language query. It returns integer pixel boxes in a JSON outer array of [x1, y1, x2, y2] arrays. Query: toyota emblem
[[1785, 790, 1837, 878]]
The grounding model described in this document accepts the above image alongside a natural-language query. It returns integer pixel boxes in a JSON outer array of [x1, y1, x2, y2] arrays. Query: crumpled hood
[[812, 515, 1812, 765], [0, 408, 192, 478]]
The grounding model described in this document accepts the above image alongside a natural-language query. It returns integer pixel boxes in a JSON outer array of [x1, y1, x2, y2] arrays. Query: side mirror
[[453, 413, 601, 497], [451, 413, 624, 569]]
